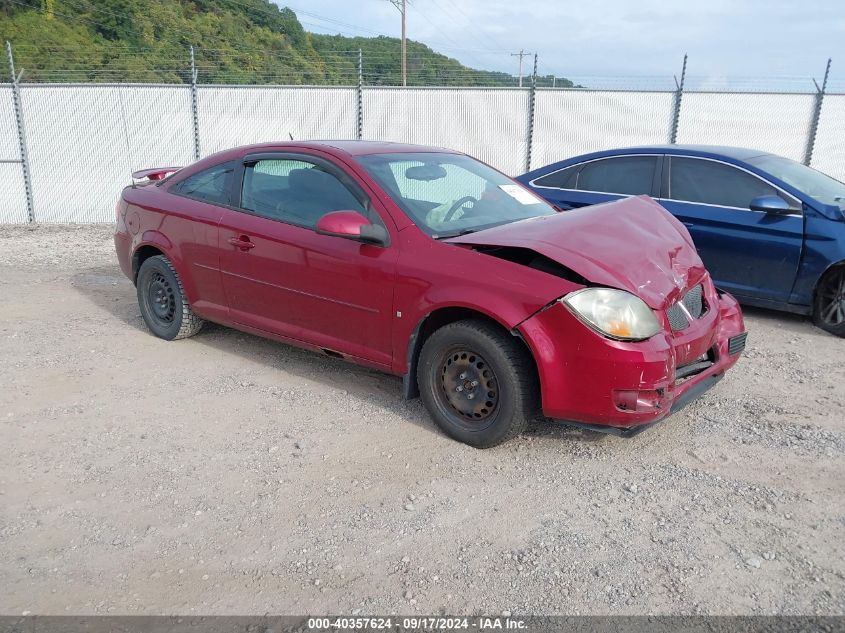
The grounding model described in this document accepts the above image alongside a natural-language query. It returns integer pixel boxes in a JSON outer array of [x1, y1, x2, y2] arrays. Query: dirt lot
[[0, 223, 843, 616]]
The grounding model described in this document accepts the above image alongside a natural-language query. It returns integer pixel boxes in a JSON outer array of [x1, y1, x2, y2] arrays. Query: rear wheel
[[813, 265, 845, 337], [137, 255, 204, 340], [417, 319, 538, 448]]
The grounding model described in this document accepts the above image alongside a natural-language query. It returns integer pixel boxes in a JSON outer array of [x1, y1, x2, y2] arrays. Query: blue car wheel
[[814, 265, 845, 337]]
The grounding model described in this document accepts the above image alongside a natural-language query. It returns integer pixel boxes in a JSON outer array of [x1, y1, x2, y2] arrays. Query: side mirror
[[316, 210, 388, 247], [749, 195, 793, 215]]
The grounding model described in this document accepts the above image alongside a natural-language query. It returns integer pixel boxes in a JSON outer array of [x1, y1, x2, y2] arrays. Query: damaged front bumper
[[518, 288, 746, 435]]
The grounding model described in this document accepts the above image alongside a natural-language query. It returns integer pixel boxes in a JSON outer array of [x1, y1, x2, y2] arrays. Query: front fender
[[391, 230, 584, 384], [789, 209, 845, 306], [392, 285, 556, 377]]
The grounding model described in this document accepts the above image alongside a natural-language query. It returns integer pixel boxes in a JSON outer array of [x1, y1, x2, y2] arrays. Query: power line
[[428, 0, 508, 54], [404, 1, 490, 71], [284, 5, 389, 37]]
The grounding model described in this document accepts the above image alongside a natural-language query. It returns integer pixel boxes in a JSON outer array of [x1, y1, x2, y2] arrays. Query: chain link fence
[[531, 90, 677, 170], [1, 54, 842, 223], [198, 86, 358, 156], [363, 87, 530, 176]]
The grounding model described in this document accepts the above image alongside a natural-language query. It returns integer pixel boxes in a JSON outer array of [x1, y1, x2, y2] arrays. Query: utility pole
[[388, 0, 407, 86], [511, 49, 527, 87]]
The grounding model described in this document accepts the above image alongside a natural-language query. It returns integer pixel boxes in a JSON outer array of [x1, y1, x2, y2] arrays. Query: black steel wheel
[[147, 271, 177, 327], [813, 265, 845, 337], [418, 319, 538, 448], [439, 348, 500, 426], [137, 255, 204, 340]]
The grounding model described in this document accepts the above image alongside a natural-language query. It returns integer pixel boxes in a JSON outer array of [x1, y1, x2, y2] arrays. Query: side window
[[669, 157, 777, 208], [240, 158, 368, 228], [576, 156, 657, 196], [533, 164, 578, 189], [173, 161, 235, 205]]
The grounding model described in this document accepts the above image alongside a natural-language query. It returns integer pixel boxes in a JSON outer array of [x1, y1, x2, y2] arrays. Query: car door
[[217, 151, 398, 368], [658, 156, 803, 303], [528, 155, 661, 209]]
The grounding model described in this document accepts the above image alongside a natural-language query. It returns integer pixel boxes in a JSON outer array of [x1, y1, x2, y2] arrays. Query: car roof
[[235, 140, 461, 157], [593, 144, 772, 161]]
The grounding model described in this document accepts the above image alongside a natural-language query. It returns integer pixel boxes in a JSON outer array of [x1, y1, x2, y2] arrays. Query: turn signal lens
[[562, 288, 661, 341], [606, 321, 632, 338]]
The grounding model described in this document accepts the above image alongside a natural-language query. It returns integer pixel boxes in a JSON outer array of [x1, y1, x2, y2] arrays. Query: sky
[[279, 0, 845, 90]]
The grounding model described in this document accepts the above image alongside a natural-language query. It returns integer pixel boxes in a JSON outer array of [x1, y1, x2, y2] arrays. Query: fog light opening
[[613, 388, 665, 412]]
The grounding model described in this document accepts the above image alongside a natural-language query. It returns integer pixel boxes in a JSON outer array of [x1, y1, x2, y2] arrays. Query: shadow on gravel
[[71, 264, 611, 444], [71, 265, 150, 332], [739, 305, 815, 332], [70, 264, 440, 433]]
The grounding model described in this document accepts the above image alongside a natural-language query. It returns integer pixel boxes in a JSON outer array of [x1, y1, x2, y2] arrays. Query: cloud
[[282, 0, 845, 84]]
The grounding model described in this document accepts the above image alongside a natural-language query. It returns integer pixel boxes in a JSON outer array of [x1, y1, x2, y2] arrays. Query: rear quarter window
[[172, 161, 236, 206], [533, 164, 578, 189], [576, 156, 657, 196]]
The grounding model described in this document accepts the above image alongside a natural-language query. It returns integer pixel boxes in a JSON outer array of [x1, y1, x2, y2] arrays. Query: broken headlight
[[562, 288, 661, 341]]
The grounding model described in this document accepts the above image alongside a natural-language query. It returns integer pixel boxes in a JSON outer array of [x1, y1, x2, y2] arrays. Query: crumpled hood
[[445, 195, 706, 309]]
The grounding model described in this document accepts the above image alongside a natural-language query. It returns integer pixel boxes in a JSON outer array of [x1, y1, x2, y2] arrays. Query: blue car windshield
[[357, 152, 556, 238], [747, 154, 845, 209]]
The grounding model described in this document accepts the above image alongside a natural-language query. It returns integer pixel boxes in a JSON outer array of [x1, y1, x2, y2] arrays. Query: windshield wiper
[[433, 227, 480, 239]]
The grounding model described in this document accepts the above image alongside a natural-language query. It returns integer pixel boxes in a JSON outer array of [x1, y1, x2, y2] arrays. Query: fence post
[[669, 53, 687, 144], [6, 41, 35, 223], [524, 53, 538, 173], [803, 58, 831, 167], [357, 48, 363, 140], [190, 45, 201, 160]]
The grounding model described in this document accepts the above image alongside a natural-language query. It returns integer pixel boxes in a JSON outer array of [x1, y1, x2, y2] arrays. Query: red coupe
[[115, 141, 747, 447]]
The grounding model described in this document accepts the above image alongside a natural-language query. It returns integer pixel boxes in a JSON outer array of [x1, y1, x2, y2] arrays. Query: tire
[[417, 319, 538, 448], [813, 265, 845, 337], [136, 255, 204, 340]]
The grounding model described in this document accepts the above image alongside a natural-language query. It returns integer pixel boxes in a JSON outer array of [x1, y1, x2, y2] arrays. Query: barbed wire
[[1, 43, 834, 92]]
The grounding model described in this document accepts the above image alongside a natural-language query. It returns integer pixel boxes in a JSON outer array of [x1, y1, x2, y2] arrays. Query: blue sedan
[[517, 145, 845, 336]]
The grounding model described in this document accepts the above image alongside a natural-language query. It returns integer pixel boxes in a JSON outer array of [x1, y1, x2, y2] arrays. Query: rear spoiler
[[131, 167, 182, 183]]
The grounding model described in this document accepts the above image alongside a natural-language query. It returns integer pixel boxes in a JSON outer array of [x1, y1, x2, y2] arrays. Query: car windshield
[[356, 152, 557, 237], [747, 154, 845, 208]]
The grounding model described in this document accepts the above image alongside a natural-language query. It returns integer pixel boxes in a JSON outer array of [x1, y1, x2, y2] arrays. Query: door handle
[[682, 221, 695, 228], [228, 235, 256, 251]]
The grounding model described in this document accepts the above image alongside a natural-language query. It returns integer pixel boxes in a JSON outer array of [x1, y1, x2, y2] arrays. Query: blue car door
[[658, 156, 803, 304], [526, 155, 661, 209]]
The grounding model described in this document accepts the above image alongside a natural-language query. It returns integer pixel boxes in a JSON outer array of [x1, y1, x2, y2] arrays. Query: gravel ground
[[0, 224, 843, 616]]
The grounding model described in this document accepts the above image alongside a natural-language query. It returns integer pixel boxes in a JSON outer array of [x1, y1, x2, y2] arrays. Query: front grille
[[667, 303, 690, 330], [667, 284, 708, 331], [728, 332, 748, 355], [682, 283, 704, 318]]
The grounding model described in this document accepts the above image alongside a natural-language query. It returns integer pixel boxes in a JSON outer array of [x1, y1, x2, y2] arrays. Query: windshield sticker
[[498, 184, 541, 205]]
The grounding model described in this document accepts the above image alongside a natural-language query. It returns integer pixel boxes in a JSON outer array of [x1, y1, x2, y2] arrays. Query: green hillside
[[0, 0, 571, 86]]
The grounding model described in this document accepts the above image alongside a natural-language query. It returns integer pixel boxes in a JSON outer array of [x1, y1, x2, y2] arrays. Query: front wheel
[[813, 265, 845, 337], [417, 319, 538, 448], [136, 255, 204, 340]]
